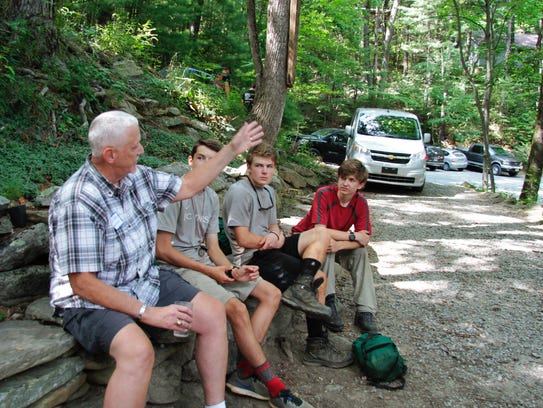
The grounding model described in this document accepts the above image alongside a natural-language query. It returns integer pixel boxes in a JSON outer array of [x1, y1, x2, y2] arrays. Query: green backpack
[[352, 333, 407, 389], [218, 217, 232, 255]]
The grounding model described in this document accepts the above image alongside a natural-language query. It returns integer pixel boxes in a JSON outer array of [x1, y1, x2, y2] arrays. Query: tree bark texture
[[247, 0, 292, 145], [378, 0, 400, 94], [519, 42, 543, 202], [2, 0, 57, 66], [286, 0, 300, 87]]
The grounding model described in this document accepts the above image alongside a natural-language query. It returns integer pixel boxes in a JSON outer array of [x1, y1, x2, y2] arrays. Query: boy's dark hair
[[191, 138, 223, 157], [246, 142, 278, 166], [338, 159, 369, 183]]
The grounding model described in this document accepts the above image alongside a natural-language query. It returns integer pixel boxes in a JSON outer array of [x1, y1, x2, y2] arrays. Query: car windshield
[[312, 129, 340, 137], [490, 146, 509, 156], [357, 115, 420, 140]]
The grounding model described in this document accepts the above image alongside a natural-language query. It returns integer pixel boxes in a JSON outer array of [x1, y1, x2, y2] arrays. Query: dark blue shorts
[[62, 268, 199, 354], [249, 234, 302, 292]]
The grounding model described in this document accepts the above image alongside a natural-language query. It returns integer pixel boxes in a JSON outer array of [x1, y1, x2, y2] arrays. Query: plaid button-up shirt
[[49, 157, 181, 309]]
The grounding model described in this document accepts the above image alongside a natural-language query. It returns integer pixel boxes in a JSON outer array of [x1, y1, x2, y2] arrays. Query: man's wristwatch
[[349, 231, 356, 241]]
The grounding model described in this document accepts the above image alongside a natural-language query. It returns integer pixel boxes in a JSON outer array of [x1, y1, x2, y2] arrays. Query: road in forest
[[425, 168, 543, 202]]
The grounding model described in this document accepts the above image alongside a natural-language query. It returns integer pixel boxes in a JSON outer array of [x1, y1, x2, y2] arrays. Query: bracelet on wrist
[[137, 303, 147, 320], [270, 231, 280, 240]]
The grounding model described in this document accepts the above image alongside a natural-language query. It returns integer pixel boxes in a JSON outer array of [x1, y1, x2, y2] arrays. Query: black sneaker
[[324, 295, 344, 332], [269, 389, 314, 408], [354, 311, 378, 333], [303, 337, 354, 368], [281, 274, 332, 320]]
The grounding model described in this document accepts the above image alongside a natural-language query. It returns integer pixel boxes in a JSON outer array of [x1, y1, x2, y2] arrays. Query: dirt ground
[[227, 181, 543, 408]]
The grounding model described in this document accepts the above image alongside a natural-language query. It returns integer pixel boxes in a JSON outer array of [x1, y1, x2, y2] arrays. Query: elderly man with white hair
[[48, 110, 264, 408]]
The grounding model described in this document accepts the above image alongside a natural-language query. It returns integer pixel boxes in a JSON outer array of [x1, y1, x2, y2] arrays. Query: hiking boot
[[226, 370, 269, 401], [281, 274, 332, 320], [324, 295, 344, 333], [269, 389, 314, 408], [303, 336, 354, 368], [354, 311, 378, 333]]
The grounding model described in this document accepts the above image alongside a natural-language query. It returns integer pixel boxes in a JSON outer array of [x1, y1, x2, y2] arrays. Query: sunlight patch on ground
[[527, 364, 543, 380], [439, 238, 542, 254], [453, 212, 522, 224], [393, 280, 449, 293], [398, 203, 442, 215], [493, 229, 543, 238], [510, 280, 540, 294], [373, 240, 497, 275]]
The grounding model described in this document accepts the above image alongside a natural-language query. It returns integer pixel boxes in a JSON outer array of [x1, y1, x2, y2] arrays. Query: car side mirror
[[345, 125, 353, 137], [423, 133, 431, 143]]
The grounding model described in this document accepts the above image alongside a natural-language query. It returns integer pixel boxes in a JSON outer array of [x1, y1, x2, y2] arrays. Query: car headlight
[[354, 143, 370, 155], [413, 150, 426, 160]]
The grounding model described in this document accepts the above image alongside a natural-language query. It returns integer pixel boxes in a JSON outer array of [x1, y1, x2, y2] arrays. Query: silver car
[[442, 148, 468, 171]]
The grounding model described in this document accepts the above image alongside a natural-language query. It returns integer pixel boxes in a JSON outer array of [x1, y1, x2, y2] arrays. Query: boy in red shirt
[[292, 159, 377, 333]]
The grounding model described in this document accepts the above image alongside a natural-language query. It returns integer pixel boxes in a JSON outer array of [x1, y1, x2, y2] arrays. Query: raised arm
[[174, 122, 264, 201]]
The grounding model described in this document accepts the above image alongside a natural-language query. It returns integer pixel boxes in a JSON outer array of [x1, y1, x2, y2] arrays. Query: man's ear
[[358, 181, 367, 190], [188, 155, 193, 166], [103, 147, 116, 164]]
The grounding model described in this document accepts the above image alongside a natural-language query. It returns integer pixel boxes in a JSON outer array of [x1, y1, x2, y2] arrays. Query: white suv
[[345, 108, 431, 192]]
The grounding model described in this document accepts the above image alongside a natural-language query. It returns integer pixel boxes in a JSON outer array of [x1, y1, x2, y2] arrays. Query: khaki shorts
[[175, 267, 261, 304]]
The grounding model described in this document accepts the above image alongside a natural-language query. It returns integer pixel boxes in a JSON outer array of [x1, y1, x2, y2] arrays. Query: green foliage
[[0, 52, 15, 84], [140, 129, 194, 165], [1, 179, 25, 201], [93, 13, 157, 64], [0, 137, 89, 200]]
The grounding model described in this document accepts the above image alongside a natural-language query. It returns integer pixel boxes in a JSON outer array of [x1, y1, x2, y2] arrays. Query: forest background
[[1, 0, 542, 203]]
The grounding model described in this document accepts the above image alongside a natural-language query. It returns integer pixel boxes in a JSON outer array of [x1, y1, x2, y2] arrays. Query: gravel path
[[229, 182, 543, 408]]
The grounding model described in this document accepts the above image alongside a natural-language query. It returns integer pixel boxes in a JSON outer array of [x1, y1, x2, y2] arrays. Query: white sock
[[205, 402, 226, 408]]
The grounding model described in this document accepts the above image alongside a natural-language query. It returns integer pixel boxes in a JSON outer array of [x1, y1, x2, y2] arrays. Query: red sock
[[254, 361, 286, 398], [237, 358, 254, 378]]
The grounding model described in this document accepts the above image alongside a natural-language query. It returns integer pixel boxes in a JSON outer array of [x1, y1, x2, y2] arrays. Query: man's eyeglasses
[[249, 181, 274, 211]]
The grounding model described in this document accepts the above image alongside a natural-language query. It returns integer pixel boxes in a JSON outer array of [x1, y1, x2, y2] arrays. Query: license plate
[[382, 167, 398, 174]]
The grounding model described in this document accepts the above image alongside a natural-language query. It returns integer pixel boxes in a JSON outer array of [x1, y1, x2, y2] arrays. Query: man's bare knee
[[110, 324, 155, 371]]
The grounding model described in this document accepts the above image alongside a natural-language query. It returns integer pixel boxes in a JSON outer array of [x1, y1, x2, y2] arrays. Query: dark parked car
[[292, 128, 348, 164], [425, 145, 445, 171]]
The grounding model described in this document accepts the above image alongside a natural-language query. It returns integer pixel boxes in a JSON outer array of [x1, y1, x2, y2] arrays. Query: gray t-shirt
[[222, 178, 277, 265], [157, 185, 219, 264]]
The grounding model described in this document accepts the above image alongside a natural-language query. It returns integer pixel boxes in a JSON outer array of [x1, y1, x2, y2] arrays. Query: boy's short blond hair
[[246, 142, 278, 166], [338, 159, 368, 183]]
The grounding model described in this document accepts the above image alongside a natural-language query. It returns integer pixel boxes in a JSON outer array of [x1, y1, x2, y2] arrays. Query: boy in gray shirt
[[222, 143, 353, 369], [156, 139, 315, 408]]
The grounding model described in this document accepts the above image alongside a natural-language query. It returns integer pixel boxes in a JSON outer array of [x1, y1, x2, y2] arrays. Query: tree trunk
[[452, 0, 496, 192], [246, 0, 293, 145], [519, 24, 543, 202], [363, 0, 374, 89], [190, 0, 205, 39], [2, 0, 57, 67], [378, 0, 400, 94]]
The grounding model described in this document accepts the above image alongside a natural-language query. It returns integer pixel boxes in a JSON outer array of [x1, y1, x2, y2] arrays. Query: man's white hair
[[88, 111, 139, 157]]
